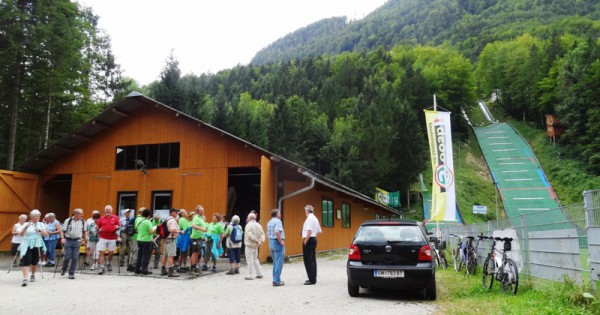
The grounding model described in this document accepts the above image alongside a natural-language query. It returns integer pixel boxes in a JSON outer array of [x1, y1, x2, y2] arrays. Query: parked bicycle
[[449, 233, 465, 271], [430, 236, 448, 269], [482, 236, 519, 295], [463, 235, 478, 275]]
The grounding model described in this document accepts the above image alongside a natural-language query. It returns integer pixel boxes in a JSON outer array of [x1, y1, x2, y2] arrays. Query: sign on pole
[[473, 205, 487, 215]]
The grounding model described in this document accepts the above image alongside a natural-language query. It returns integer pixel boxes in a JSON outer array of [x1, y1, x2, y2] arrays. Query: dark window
[[342, 203, 351, 228], [117, 192, 137, 217], [152, 191, 172, 220], [115, 142, 180, 170], [322, 198, 333, 227]]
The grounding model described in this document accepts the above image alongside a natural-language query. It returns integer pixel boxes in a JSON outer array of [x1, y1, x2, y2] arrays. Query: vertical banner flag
[[424, 110, 457, 221], [375, 188, 400, 207]]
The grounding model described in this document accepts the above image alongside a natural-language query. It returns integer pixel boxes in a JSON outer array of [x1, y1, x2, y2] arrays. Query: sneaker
[[225, 269, 235, 275], [107, 264, 112, 271], [46, 262, 55, 267], [142, 270, 153, 275], [202, 264, 208, 271], [30, 275, 35, 282], [68, 274, 75, 279], [234, 268, 239, 274], [98, 267, 105, 275], [244, 276, 254, 280], [256, 275, 264, 279], [41, 261, 47, 266], [273, 281, 285, 287], [60, 269, 66, 276], [90, 263, 97, 271], [22, 279, 27, 287]]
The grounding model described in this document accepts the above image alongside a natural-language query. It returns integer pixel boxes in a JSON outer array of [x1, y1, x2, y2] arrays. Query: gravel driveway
[[0, 253, 438, 314]]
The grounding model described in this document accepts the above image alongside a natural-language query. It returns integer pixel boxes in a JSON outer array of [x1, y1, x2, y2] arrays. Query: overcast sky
[[77, 0, 388, 86]]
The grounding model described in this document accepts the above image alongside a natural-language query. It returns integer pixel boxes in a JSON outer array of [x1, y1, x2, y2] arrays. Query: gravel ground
[[0, 253, 438, 314]]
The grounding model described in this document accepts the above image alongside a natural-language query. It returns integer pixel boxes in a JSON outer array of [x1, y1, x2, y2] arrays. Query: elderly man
[[302, 204, 322, 285], [60, 208, 86, 279], [160, 208, 181, 277], [244, 212, 265, 280], [119, 209, 133, 268], [189, 205, 207, 276], [267, 208, 285, 286], [96, 205, 121, 275]]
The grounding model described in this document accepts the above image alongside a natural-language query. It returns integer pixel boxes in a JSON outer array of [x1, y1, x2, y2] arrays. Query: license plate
[[374, 270, 404, 278]]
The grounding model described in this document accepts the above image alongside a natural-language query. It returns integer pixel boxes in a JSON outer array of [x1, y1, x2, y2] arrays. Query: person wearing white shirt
[[301, 204, 321, 285]]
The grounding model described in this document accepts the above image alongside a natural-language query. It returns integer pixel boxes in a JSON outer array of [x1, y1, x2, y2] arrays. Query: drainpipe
[[277, 170, 315, 211]]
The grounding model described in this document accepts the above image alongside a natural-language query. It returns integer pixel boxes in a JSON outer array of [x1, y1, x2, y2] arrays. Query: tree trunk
[[42, 93, 51, 149], [7, 53, 24, 170]]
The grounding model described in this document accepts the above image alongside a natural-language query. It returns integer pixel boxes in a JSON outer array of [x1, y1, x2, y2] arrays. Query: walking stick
[[38, 246, 44, 279], [53, 247, 63, 278], [7, 243, 21, 274]]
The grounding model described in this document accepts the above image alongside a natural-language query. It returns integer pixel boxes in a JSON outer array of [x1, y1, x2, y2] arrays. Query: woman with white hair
[[43, 212, 62, 267], [19, 209, 48, 287], [224, 215, 242, 275], [10, 214, 28, 267]]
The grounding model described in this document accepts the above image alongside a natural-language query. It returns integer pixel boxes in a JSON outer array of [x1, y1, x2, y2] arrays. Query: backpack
[[156, 218, 171, 239], [125, 218, 136, 236], [230, 224, 243, 243]]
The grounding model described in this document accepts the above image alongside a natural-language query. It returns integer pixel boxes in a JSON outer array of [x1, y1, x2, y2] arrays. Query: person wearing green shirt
[[206, 213, 224, 272], [189, 208, 208, 276], [150, 213, 163, 269], [176, 210, 191, 272], [126, 208, 144, 272], [134, 209, 155, 275]]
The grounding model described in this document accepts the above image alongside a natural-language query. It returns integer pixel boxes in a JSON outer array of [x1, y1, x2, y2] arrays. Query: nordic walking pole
[[38, 246, 44, 279], [7, 243, 21, 274], [53, 247, 63, 278]]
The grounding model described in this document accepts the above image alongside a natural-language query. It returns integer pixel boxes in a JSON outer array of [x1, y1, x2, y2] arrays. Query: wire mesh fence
[[436, 189, 600, 289]]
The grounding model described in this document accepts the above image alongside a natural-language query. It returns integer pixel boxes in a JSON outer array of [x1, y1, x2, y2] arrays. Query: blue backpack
[[230, 224, 243, 243]]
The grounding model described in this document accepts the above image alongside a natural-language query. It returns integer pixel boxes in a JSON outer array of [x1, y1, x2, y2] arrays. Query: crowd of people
[[9, 204, 322, 288]]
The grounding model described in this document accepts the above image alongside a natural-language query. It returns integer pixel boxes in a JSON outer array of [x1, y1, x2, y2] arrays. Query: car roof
[[360, 219, 420, 226]]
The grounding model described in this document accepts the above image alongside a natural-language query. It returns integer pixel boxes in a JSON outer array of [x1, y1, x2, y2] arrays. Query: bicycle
[[449, 233, 465, 271], [482, 236, 519, 295], [430, 237, 448, 269], [463, 236, 477, 275]]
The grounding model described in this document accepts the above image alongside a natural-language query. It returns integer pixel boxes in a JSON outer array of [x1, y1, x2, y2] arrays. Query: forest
[[1, 0, 600, 204]]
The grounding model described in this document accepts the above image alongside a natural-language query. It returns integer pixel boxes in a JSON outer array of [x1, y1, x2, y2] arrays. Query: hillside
[[251, 0, 600, 65]]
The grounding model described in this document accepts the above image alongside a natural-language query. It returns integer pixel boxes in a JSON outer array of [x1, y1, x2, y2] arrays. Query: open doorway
[[41, 174, 72, 221], [227, 167, 260, 224]]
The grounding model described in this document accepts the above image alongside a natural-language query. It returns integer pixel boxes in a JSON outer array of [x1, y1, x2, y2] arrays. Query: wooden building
[[0, 92, 399, 260]]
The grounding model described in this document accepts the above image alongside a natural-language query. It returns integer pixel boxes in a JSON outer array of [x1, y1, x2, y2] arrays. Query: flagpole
[[433, 94, 437, 111], [433, 94, 440, 237]]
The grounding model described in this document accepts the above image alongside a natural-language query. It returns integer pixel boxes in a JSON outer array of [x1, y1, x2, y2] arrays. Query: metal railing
[[437, 189, 600, 289]]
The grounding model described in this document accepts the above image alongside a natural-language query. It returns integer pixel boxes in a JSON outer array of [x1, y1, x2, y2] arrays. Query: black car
[[346, 219, 436, 300]]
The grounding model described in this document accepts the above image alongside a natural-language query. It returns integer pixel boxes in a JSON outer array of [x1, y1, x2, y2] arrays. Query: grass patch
[[435, 264, 600, 314]]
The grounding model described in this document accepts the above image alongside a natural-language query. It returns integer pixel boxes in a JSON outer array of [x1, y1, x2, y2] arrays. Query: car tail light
[[349, 244, 361, 261], [418, 244, 432, 261]]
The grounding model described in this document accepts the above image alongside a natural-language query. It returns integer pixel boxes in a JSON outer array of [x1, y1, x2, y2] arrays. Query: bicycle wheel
[[454, 248, 463, 271], [501, 258, 519, 296], [466, 251, 477, 275], [440, 254, 448, 269], [482, 256, 494, 289]]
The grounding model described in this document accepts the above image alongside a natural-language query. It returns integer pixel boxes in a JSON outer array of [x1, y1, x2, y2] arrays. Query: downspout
[[277, 171, 315, 211]]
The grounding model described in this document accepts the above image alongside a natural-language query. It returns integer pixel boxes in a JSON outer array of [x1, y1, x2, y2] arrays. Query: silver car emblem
[[385, 245, 392, 253]]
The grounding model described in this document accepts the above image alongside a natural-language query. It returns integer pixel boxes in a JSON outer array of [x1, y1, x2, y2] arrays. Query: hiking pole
[[38, 246, 44, 279], [7, 243, 21, 274], [53, 247, 63, 278], [117, 242, 121, 274]]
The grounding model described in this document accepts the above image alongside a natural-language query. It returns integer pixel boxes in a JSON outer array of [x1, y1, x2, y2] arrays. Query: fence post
[[520, 214, 529, 276], [583, 190, 598, 290]]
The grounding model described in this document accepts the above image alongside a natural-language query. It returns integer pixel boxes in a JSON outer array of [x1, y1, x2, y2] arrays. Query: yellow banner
[[424, 110, 457, 221]]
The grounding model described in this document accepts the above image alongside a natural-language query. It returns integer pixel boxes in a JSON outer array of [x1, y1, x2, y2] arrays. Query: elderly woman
[[224, 215, 242, 275], [205, 213, 224, 272], [43, 213, 62, 267], [11, 214, 28, 267], [20, 209, 48, 287]]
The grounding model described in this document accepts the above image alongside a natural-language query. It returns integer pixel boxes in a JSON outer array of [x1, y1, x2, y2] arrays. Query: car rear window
[[354, 225, 425, 243]]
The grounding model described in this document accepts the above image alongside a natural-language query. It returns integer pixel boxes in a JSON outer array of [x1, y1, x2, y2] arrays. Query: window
[[115, 142, 180, 170], [322, 198, 333, 227], [117, 192, 137, 217], [152, 191, 172, 220], [342, 203, 351, 228]]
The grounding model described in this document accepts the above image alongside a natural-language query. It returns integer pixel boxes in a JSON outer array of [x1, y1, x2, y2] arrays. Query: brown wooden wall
[[40, 106, 260, 219], [275, 179, 390, 258], [0, 171, 39, 251]]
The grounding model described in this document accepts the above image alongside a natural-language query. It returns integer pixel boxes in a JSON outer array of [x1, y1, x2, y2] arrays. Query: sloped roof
[[19, 92, 400, 215]]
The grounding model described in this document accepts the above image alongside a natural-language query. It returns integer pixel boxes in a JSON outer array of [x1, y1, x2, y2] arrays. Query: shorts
[[228, 248, 241, 263], [190, 238, 203, 253], [11, 242, 21, 256], [96, 238, 117, 252], [20, 247, 41, 266], [163, 238, 176, 257], [88, 242, 99, 259], [86, 240, 97, 248]]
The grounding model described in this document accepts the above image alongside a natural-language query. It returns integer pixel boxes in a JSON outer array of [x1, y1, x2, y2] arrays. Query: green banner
[[375, 187, 400, 207]]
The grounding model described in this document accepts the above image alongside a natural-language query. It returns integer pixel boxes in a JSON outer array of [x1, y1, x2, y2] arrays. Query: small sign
[[473, 205, 487, 214]]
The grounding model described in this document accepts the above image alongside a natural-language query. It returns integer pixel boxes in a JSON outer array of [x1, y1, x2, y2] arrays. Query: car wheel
[[348, 281, 360, 297], [425, 282, 437, 300]]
